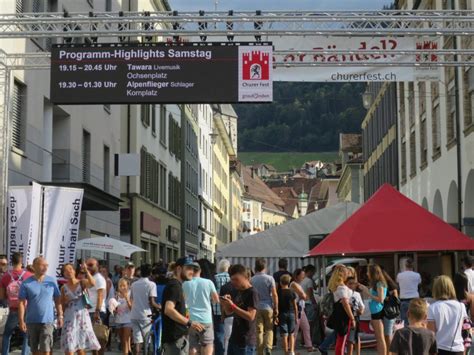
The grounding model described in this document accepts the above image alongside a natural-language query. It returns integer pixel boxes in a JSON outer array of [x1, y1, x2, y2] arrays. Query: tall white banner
[[26, 182, 42, 265], [271, 36, 440, 82], [42, 186, 83, 279], [7, 186, 32, 263]]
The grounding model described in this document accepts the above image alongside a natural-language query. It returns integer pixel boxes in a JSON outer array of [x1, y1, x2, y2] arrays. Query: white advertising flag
[[26, 182, 42, 265], [42, 186, 83, 279], [6, 186, 32, 262]]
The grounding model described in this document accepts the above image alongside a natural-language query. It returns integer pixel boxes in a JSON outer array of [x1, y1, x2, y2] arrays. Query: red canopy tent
[[307, 184, 474, 257]]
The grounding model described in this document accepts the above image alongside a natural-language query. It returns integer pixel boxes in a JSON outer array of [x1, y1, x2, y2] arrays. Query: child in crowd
[[346, 276, 365, 355], [277, 274, 298, 355], [389, 298, 437, 355]]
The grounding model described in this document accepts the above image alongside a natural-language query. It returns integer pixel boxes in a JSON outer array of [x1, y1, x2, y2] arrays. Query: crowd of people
[[0, 252, 472, 355]]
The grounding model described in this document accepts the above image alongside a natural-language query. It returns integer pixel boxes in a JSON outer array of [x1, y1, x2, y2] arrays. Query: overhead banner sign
[[42, 186, 83, 279], [271, 36, 440, 82], [50, 43, 273, 104]]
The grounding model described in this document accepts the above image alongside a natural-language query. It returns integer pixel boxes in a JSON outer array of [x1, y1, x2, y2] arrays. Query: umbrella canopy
[[76, 236, 147, 258], [307, 184, 474, 257]]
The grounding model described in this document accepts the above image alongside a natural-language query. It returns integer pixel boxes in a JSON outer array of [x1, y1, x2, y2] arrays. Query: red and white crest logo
[[242, 51, 270, 80]]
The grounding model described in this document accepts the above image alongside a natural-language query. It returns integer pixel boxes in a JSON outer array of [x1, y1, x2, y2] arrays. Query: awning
[[307, 184, 474, 257], [39, 182, 122, 211]]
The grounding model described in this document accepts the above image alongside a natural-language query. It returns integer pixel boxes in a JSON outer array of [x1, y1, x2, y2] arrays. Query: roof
[[243, 167, 287, 214], [340, 133, 362, 153], [308, 184, 474, 256], [218, 201, 360, 258], [271, 187, 299, 217], [219, 104, 238, 118]]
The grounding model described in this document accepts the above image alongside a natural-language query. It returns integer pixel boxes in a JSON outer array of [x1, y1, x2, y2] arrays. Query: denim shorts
[[278, 312, 296, 336], [383, 317, 395, 336]]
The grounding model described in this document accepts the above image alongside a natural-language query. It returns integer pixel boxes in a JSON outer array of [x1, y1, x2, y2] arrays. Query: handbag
[[80, 283, 93, 309], [383, 294, 401, 320], [93, 321, 110, 346]]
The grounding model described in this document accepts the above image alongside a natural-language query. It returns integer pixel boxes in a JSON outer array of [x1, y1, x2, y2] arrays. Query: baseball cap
[[176, 257, 197, 268], [125, 262, 135, 268]]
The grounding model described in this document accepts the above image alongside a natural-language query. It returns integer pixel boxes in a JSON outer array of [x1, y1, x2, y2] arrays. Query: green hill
[[238, 152, 338, 172], [235, 82, 366, 152]]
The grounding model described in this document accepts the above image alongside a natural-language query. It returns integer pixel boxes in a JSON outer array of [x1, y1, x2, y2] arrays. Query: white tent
[[217, 201, 360, 273]]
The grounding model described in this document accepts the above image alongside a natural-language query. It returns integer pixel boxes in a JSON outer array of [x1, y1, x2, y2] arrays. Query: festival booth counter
[[216, 201, 360, 274]]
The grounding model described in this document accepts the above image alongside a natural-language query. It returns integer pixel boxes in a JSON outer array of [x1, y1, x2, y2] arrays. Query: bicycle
[[143, 312, 162, 355]]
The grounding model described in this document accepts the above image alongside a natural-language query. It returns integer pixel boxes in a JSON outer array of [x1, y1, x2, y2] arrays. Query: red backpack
[[6, 271, 26, 309]]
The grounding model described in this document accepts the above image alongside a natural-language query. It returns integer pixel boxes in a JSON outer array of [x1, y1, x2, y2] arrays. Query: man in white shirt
[[130, 264, 160, 354], [462, 256, 474, 294], [86, 258, 107, 355], [396, 258, 421, 326]]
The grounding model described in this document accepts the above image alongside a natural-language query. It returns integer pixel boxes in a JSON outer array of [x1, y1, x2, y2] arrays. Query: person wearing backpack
[[0, 252, 32, 355]]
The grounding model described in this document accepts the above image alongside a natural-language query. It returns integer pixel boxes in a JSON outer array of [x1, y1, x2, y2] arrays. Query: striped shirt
[[213, 272, 230, 316]]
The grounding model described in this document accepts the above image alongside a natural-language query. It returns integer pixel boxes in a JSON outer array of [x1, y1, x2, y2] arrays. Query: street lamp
[[209, 129, 218, 145], [362, 89, 373, 110]]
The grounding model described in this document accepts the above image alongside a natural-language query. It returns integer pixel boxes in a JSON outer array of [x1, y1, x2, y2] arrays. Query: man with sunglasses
[[86, 258, 107, 355]]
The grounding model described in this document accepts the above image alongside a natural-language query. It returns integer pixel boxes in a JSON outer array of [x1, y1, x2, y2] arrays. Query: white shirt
[[333, 285, 351, 302], [427, 300, 467, 352], [130, 277, 157, 320], [113, 292, 131, 324], [300, 277, 314, 304], [350, 290, 364, 313], [88, 273, 107, 313], [464, 268, 474, 293], [397, 270, 421, 299]]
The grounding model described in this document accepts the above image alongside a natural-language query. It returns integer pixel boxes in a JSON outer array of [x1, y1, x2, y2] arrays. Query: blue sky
[[168, 0, 394, 11]]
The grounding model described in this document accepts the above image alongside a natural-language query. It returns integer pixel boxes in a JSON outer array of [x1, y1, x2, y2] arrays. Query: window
[[82, 130, 91, 183], [140, 147, 147, 196], [409, 131, 416, 177], [401, 140, 407, 183], [464, 68, 474, 129], [168, 173, 181, 216], [420, 117, 427, 167], [418, 82, 426, 115], [446, 79, 457, 143], [399, 83, 406, 137], [408, 82, 415, 127], [105, 0, 112, 11], [160, 106, 167, 146], [160, 165, 167, 208], [16, 0, 24, 13], [151, 105, 156, 135], [431, 83, 441, 155], [141, 105, 150, 127], [169, 115, 181, 158], [11, 80, 26, 150], [103, 145, 110, 192]]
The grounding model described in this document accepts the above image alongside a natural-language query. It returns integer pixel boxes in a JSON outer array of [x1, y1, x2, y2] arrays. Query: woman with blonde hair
[[327, 265, 356, 355], [109, 278, 132, 355], [427, 275, 467, 355], [359, 264, 387, 355]]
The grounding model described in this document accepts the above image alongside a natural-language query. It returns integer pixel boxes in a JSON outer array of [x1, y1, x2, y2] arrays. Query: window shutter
[[16, 0, 24, 13], [11, 81, 25, 150]]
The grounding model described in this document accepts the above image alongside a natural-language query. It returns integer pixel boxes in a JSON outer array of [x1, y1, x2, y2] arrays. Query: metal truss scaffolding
[[0, 10, 473, 38]]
